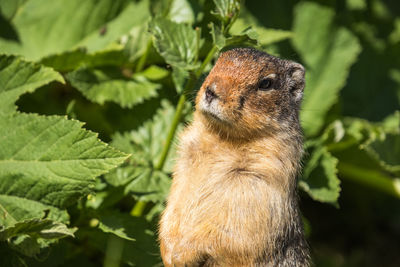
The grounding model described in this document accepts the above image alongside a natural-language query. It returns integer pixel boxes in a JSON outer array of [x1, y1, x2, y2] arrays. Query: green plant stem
[[155, 45, 219, 171], [339, 162, 400, 198], [131, 200, 147, 217], [135, 40, 152, 73], [155, 93, 186, 170], [104, 235, 124, 267], [196, 46, 218, 77]]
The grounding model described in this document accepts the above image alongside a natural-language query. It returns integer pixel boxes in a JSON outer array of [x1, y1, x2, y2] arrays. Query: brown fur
[[159, 48, 310, 266]]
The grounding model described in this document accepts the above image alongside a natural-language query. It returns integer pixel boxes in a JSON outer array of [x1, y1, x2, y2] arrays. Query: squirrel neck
[[190, 111, 303, 157], [181, 112, 304, 193]]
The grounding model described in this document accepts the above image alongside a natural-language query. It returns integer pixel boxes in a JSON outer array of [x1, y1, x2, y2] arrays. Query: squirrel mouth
[[201, 109, 232, 126], [200, 94, 231, 125], [203, 110, 223, 121]]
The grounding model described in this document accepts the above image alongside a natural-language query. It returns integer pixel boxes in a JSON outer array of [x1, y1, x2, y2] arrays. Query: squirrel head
[[196, 47, 305, 140]]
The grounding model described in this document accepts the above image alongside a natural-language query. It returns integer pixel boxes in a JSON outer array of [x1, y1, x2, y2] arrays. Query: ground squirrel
[[159, 47, 310, 266]]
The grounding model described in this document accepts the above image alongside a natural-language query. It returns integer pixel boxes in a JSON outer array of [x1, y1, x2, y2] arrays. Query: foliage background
[[0, 0, 399, 266]]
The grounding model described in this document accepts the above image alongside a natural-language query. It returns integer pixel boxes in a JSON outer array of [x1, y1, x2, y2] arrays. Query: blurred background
[[0, 0, 399, 266]]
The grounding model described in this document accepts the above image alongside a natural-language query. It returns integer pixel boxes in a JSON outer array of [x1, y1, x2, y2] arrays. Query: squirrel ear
[[288, 62, 305, 102]]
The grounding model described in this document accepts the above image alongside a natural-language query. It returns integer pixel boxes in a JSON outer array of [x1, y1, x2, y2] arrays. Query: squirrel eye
[[258, 78, 273, 91]]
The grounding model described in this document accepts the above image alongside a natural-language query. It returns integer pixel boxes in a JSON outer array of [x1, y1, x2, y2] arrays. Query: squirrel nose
[[205, 86, 217, 103]]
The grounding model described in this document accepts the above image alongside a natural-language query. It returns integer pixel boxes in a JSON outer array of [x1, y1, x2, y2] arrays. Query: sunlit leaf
[[346, 0, 367, 11], [172, 67, 189, 94], [79, 227, 160, 266], [0, 219, 74, 241], [40, 49, 128, 73], [293, 2, 361, 136], [0, 55, 128, 255], [0, 56, 64, 116], [211, 22, 258, 50], [106, 100, 181, 201], [300, 147, 340, 205], [169, 0, 195, 23], [124, 168, 171, 202], [149, 17, 201, 70], [123, 24, 151, 63], [66, 67, 160, 108], [141, 65, 170, 81], [0, 0, 28, 20], [97, 211, 154, 241], [0, 0, 134, 60], [110, 100, 179, 172], [212, 0, 241, 26], [77, 0, 151, 53], [366, 134, 400, 173], [230, 18, 292, 46]]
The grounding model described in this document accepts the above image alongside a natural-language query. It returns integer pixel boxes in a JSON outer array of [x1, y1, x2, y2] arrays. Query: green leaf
[[0, 55, 64, 116], [103, 165, 143, 189], [0, 113, 128, 208], [111, 100, 180, 173], [8, 235, 53, 258], [0, 219, 74, 241], [39, 49, 88, 73], [66, 67, 160, 108], [332, 120, 400, 198], [212, 0, 241, 26], [389, 18, 400, 44], [211, 22, 258, 50], [40, 49, 128, 73], [76, 0, 151, 53], [225, 28, 258, 47], [255, 28, 292, 47], [346, 0, 367, 11], [149, 18, 201, 70], [172, 67, 189, 93], [335, 116, 400, 174], [0, 55, 128, 253], [125, 169, 171, 202], [292, 2, 362, 136], [300, 147, 341, 205], [366, 134, 400, 173], [304, 116, 400, 200], [79, 227, 160, 266], [0, 0, 28, 20], [0, 0, 138, 60], [230, 18, 292, 46], [338, 162, 400, 199], [106, 100, 180, 201], [381, 111, 400, 132], [141, 65, 170, 81], [97, 211, 153, 242], [308, 118, 377, 152], [169, 0, 195, 24], [210, 23, 227, 50], [0, 195, 69, 231], [123, 25, 151, 63]]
